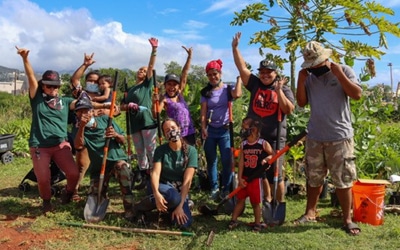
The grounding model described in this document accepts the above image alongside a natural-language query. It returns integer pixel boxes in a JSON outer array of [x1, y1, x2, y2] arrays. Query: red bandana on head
[[205, 59, 223, 73]]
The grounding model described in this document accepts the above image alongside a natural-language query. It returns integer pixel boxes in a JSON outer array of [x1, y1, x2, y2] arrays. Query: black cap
[[164, 74, 180, 84], [40, 70, 61, 86], [257, 60, 277, 71], [74, 93, 93, 111]]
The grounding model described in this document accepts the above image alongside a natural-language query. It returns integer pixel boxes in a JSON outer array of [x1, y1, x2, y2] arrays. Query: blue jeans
[[204, 125, 233, 193], [152, 182, 193, 228]]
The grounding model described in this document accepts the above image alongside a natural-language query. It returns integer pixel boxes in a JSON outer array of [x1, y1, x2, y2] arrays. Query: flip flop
[[341, 222, 361, 236], [293, 215, 317, 225]]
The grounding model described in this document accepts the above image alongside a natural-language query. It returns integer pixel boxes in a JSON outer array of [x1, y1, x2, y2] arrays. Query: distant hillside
[[0, 65, 19, 73]]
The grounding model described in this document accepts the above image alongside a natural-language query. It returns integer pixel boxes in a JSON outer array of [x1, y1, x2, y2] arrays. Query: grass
[[1, 157, 400, 250]]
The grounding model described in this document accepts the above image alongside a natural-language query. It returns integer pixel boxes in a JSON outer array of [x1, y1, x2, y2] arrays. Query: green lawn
[[0, 157, 399, 250]]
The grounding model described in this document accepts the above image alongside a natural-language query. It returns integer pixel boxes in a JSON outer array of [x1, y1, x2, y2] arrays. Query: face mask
[[85, 116, 96, 128], [307, 65, 330, 77], [85, 82, 100, 93], [167, 129, 181, 142], [42, 93, 62, 110], [240, 128, 252, 140]]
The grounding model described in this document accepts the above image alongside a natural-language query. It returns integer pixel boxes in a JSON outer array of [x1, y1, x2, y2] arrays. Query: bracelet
[[103, 103, 106, 108], [151, 52, 157, 56]]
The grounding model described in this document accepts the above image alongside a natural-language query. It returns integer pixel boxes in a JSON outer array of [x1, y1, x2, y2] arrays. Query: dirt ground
[[0, 215, 71, 250]]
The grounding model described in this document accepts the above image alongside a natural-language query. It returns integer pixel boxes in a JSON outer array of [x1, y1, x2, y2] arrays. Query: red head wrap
[[205, 59, 223, 73]]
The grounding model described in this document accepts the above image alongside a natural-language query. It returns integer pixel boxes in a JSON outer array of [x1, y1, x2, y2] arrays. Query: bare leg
[[75, 148, 90, 192], [336, 187, 360, 235], [304, 184, 323, 219]]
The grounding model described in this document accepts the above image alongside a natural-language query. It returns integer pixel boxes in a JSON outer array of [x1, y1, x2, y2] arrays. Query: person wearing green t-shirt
[[132, 118, 197, 228], [16, 46, 80, 214], [73, 96, 134, 220], [121, 38, 159, 185]]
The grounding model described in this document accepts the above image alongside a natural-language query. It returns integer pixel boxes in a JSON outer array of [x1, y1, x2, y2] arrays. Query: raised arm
[[231, 32, 251, 86], [70, 53, 96, 88], [231, 76, 243, 99], [180, 46, 192, 91], [146, 38, 158, 80], [275, 77, 295, 115], [329, 61, 362, 100], [296, 69, 309, 107], [16, 46, 38, 99]]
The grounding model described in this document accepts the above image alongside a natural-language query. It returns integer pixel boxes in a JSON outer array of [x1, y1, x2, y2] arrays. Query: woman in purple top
[[154, 46, 196, 145], [200, 59, 242, 200]]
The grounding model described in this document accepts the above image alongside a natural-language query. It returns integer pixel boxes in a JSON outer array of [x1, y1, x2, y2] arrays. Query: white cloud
[[184, 20, 208, 29], [158, 8, 180, 15], [202, 0, 258, 15]]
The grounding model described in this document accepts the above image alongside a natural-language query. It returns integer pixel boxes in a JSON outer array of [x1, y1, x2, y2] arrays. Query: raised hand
[[15, 46, 30, 59], [232, 32, 242, 48], [83, 53, 96, 66], [182, 46, 193, 57], [149, 37, 158, 48]]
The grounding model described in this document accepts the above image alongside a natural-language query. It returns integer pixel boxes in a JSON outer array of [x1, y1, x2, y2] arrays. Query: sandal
[[252, 224, 262, 232], [341, 222, 361, 236], [72, 193, 82, 202], [247, 221, 267, 228], [228, 220, 239, 230], [293, 215, 317, 225]]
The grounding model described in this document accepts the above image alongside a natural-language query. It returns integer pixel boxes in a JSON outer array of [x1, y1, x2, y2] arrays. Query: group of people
[[16, 31, 362, 235]]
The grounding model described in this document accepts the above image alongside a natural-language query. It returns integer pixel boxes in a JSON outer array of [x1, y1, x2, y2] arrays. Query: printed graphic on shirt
[[252, 89, 278, 118]]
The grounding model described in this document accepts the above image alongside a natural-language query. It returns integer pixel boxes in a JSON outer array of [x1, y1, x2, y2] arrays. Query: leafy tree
[[231, 0, 400, 92]]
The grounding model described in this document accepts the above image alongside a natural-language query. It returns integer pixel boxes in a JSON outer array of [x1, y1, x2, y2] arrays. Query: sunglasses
[[44, 85, 60, 89]]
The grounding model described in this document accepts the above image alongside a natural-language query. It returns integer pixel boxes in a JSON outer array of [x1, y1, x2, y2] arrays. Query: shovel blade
[[84, 195, 110, 223], [198, 204, 218, 216], [262, 200, 286, 226]]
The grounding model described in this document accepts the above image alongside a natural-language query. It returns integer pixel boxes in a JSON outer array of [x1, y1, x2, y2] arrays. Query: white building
[[0, 72, 26, 95]]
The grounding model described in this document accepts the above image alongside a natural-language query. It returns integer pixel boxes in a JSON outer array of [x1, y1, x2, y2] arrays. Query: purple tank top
[[165, 94, 195, 137]]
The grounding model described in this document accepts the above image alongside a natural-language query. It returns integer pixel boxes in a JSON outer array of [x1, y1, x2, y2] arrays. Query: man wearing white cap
[[295, 41, 362, 236]]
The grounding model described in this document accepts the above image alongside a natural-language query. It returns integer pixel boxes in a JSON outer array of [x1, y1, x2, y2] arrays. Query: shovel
[[84, 70, 119, 223], [224, 93, 236, 215], [198, 130, 307, 216]]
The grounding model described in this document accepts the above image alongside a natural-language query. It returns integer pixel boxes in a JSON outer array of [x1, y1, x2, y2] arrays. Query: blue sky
[[1, 0, 400, 90]]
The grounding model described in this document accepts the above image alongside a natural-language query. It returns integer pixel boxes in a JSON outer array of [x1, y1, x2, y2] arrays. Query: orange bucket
[[352, 181, 385, 226]]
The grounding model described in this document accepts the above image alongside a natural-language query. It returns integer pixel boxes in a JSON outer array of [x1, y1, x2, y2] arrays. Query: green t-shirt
[[125, 77, 157, 133], [153, 143, 198, 183], [29, 89, 74, 147], [82, 115, 128, 178]]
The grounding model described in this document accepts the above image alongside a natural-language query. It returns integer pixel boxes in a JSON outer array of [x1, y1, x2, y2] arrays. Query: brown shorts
[[305, 137, 357, 189]]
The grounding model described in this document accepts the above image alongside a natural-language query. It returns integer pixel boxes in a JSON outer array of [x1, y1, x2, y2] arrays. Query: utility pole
[[13, 72, 17, 96], [388, 63, 393, 97]]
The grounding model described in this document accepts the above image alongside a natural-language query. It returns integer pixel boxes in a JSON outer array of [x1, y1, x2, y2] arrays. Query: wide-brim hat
[[301, 41, 332, 68], [40, 70, 61, 86]]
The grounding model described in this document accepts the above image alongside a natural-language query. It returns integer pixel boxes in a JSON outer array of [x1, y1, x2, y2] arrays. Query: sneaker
[[60, 189, 73, 204], [188, 200, 194, 211], [210, 189, 220, 201], [219, 190, 230, 200], [42, 200, 53, 214]]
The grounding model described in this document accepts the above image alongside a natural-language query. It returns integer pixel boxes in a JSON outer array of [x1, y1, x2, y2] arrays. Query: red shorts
[[236, 177, 262, 204]]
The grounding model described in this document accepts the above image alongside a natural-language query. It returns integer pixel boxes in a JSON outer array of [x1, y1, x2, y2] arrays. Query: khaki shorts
[[305, 137, 357, 189]]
